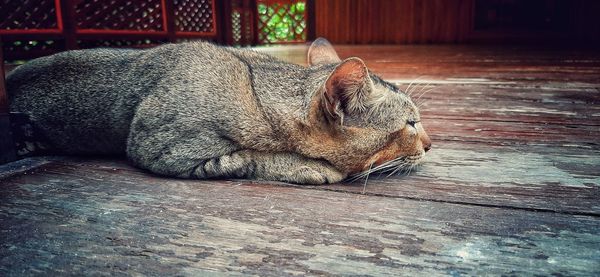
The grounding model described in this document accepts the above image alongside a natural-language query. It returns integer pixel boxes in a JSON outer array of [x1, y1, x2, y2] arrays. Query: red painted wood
[[75, 30, 169, 35], [0, 29, 63, 35], [0, 0, 63, 35], [54, 0, 64, 32], [1, 0, 220, 60], [160, 0, 169, 33]]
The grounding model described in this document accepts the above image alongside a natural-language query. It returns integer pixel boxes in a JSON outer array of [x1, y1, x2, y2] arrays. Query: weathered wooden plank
[[306, 141, 600, 215], [415, 82, 599, 147], [41, 130, 600, 225], [414, 82, 598, 148], [1, 159, 599, 276], [4, 150, 599, 221], [423, 118, 599, 147], [415, 84, 600, 123]]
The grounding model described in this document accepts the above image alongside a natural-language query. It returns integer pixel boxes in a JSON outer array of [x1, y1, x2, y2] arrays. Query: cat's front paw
[[289, 165, 345, 185]]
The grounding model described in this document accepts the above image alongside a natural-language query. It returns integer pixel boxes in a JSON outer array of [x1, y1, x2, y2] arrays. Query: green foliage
[[258, 1, 306, 43]]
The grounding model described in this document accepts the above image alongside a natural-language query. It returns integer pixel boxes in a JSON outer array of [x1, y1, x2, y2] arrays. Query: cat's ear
[[307, 38, 341, 66], [320, 57, 373, 123]]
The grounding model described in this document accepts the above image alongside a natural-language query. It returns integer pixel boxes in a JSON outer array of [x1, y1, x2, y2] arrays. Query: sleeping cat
[[7, 38, 431, 184]]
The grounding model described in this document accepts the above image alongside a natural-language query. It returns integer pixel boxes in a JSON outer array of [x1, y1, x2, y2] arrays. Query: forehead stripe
[[371, 74, 400, 93]]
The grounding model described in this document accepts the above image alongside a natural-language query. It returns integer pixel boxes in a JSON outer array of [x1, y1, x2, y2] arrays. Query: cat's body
[[7, 39, 431, 184]]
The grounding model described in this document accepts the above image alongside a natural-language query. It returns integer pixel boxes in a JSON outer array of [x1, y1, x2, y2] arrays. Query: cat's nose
[[423, 140, 432, 152], [420, 133, 432, 152]]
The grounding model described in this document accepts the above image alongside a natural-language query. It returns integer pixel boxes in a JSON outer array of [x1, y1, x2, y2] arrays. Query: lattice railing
[[230, 0, 255, 46], [174, 0, 216, 34], [0, 0, 61, 31], [0, 0, 218, 61], [1, 0, 313, 60], [75, 0, 166, 32]]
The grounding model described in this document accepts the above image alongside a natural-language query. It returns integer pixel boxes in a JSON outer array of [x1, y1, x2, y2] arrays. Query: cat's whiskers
[[362, 162, 374, 194], [413, 83, 434, 100], [418, 86, 436, 98], [408, 164, 416, 176], [404, 76, 425, 97], [386, 160, 412, 177], [416, 99, 430, 109], [347, 159, 395, 182], [415, 85, 437, 105], [409, 81, 431, 98], [347, 155, 416, 183], [414, 85, 438, 110], [388, 155, 422, 177], [417, 82, 433, 93]]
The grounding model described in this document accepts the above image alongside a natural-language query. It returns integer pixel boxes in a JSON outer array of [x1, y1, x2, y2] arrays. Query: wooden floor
[[1, 45, 599, 276]]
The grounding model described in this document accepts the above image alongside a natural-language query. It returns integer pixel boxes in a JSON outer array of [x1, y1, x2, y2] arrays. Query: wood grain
[[1, 158, 599, 276], [314, 0, 600, 44], [314, 0, 474, 44], [309, 141, 600, 215]]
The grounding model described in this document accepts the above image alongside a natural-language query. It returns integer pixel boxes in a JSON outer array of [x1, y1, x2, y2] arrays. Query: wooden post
[[0, 37, 17, 164], [163, 0, 177, 43], [217, 0, 233, 44], [59, 0, 78, 50], [306, 0, 316, 41], [249, 0, 259, 45]]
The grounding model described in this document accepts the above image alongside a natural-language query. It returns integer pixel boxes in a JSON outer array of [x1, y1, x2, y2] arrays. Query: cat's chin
[[346, 151, 426, 182], [405, 151, 426, 166]]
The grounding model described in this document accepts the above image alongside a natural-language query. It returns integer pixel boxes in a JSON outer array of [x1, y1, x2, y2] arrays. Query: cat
[[7, 38, 431, 184]]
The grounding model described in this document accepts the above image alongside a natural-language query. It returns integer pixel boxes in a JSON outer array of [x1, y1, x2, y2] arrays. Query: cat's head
[[298, 38, 431, 178]]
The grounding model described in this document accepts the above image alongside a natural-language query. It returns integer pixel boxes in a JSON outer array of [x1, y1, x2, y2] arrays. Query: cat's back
[[6, 47, 164, 154], [8, 48, 138, 90]]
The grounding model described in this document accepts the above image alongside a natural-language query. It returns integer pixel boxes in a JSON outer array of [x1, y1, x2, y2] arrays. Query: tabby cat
[[7, 38, 431, 184]]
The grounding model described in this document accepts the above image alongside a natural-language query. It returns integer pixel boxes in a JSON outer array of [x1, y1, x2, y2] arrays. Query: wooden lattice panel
[[231, 8, 254, 45], [231, 10, 242, 43], [230, 0, 255, 46], [173, 0, 216, 34], [256, 0, 306, 44], [75, 0, 165, 32], [0, 0, 60, 31]]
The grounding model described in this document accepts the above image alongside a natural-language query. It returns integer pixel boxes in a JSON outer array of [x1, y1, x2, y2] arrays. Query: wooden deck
[[1, 45, 599, 276]]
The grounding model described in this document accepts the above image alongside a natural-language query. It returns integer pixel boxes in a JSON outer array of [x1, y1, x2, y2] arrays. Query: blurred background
[[1, 0, 599, 62]]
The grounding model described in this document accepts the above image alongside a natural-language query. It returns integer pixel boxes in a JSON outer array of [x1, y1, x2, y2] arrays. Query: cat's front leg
[[194, 150, 346, 185]]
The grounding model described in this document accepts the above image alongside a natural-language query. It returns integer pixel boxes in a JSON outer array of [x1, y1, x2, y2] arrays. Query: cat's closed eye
[[407, 120, 418, 127]]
